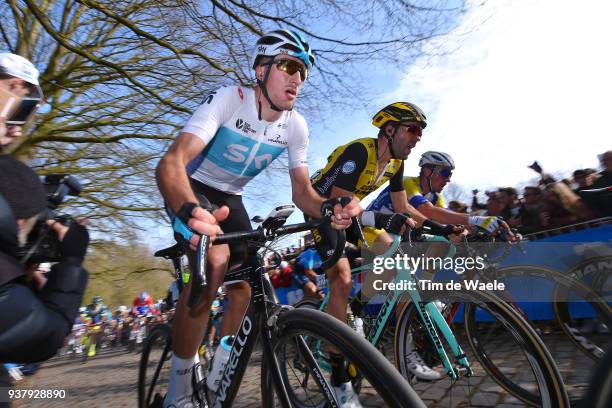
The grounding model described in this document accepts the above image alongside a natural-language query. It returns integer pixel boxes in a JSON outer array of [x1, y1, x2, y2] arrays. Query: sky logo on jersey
[[204, 127, 285, 177]]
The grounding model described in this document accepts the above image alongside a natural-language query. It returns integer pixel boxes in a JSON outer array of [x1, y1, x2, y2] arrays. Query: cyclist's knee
[[328, 267, 352, 298], [208, 244, 230, 270]]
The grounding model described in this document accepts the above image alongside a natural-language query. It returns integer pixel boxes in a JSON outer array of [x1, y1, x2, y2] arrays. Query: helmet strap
[[256, 63, 283, 120], [385, 125, 401, 160], [421, 166, 434, 194]]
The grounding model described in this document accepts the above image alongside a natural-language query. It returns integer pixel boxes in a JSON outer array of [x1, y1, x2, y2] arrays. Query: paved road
[[8, 329, 598, 407]]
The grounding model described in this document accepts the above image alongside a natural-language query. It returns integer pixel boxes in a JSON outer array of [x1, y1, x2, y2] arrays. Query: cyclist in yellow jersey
[[368, 150, 518, 237], [308, 103, 458, 405]]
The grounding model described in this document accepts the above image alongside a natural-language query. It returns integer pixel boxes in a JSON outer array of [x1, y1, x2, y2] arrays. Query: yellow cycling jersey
[[403, 176, 447, 208], [368, 176, 446, 213], [311, 138, 404, 200]]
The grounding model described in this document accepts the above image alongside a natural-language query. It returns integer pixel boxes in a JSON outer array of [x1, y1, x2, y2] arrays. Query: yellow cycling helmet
[[371, 102, 427, 129]]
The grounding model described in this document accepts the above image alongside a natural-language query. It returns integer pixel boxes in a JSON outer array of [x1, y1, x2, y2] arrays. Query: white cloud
[[388, 0, 611, 191]]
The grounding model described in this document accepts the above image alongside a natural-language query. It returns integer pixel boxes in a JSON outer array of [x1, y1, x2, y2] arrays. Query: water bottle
[[206, 335, 234, 393]]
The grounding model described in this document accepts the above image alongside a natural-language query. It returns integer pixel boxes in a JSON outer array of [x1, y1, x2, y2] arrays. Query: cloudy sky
[[306, 0, 611, 205]]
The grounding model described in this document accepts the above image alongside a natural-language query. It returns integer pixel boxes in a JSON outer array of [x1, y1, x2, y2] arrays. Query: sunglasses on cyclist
[[435, 167, 453, 178], [399, 124, 422, 137], [272, 58, 308, 81]]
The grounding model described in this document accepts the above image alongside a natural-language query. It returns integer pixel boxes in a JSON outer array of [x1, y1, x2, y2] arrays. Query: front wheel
[[394, 289, 569, 408], [266, 308, 424, 408]]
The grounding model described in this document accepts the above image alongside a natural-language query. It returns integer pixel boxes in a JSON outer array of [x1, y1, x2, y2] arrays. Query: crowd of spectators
[[266, 150, 611, 290], [468, 151, 611, 235]]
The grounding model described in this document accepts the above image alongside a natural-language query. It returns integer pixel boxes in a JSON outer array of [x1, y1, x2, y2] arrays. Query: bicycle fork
[[411, 291, 473, 381]]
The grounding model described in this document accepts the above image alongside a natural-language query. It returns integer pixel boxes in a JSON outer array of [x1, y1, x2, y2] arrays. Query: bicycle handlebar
[[187, 214, 346, 308]]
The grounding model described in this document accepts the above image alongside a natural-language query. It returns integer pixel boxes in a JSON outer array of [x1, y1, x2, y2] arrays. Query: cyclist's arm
[[290, 167, 361, 221], [389, 190, 428, 226], [156, 132, 225, 238], [410, 201, 470, 225], [156, 132, 205, 214]]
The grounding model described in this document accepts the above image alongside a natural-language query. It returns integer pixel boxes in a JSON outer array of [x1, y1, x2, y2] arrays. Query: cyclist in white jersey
[[156, 30, 359, 408]]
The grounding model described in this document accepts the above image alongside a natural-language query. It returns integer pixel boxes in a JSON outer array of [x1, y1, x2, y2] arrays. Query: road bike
[[138, 204, 425, 408], [290, 229, 570, 407]]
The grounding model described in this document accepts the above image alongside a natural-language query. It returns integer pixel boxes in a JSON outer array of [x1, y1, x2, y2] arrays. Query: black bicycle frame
[[209, 253, 338, 407]]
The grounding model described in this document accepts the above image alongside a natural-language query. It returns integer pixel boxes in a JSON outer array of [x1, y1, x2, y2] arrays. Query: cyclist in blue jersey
[[367, 151, 518, 380], [156, 30, 360, 408], [368, 151, 517, 237], [86, 296, 109, 324], [292, 247, 325, 299]]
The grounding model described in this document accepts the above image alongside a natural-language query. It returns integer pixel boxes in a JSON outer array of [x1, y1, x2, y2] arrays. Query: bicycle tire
[[496, 265, 612, 360], [585, 345, 612, 408], [264, 307, 425, 408], [394, 289, 569, 408], [138, 323, 173, 408]]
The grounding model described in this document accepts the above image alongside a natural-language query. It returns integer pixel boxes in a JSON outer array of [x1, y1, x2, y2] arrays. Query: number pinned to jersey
[[342, 160, 356, 174]]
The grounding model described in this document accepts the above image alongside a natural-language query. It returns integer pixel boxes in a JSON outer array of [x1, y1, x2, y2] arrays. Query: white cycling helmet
[[419, 151, 455, 170], [251, 30, 315, 69]]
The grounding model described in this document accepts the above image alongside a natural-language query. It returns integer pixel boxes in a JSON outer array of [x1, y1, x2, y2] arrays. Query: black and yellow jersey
[[310, 138, 404, 199]]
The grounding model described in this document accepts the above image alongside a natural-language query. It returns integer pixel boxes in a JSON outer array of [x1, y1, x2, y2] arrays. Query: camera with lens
[[19, 174, 82, 264]]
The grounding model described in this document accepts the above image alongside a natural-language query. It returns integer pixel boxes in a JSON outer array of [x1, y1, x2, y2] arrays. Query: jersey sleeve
[[287, 113, 309, 169], [367, 185, 392, 212], [181, 86, 237, 145], [437, 194, 447, 208], [327, 143, 369, 192], [404, 177, 430, 208], [389, 161, 405, 192]]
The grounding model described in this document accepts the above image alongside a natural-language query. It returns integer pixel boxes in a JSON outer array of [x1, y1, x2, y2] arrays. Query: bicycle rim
[[138, 324, 173, 408], [271, 308, 424, 408], [394, 290, 568, 407]]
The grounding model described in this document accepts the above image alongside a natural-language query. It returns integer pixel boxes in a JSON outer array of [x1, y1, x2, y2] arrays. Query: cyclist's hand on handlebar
[[321, 196, 362, 230], [447, 225, 468, 243], [468, 215, 519, 242], [175, 203, 229, 249], [360, 211, 415, 235], [187, 206, 229, 247]]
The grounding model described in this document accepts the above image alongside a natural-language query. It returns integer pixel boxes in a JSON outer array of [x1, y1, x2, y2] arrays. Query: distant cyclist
[[86, 296, 109, 324], [291, 247, 324, 299], [132, 291, 155, 316]]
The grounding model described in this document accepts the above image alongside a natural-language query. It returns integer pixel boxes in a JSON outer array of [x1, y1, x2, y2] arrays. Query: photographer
[[0, 53, 90, 366], [0, 156, 89, 363]]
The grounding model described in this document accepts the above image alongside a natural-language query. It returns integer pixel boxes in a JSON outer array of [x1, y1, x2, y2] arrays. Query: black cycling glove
[[320, 196, 352, 218], [361, 211, 409, 235], [422, 219, 456, 237]]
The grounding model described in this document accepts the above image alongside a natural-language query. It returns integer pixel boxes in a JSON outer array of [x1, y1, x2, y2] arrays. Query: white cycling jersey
[[183, 86, 309, 194]]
